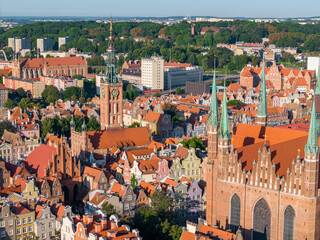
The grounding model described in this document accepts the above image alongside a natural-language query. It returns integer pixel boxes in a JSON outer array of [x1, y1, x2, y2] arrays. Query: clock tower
[[100, 16, 123, 130]]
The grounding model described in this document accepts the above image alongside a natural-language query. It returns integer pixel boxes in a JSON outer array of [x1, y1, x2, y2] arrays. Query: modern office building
[[164, 66, 203, 90]]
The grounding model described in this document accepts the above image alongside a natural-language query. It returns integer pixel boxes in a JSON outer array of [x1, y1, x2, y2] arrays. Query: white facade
[[141, 57, 164, 90], [58, 37, 73, 49], [37, 38, 53, 52], [307, 56, 320, 77], [8, 38, 31, 53]]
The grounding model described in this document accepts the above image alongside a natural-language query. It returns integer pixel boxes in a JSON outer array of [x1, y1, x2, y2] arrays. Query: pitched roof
[[20, 57, 86, 69], [25, 144, 57, 177], [87, 127, 150, 149]]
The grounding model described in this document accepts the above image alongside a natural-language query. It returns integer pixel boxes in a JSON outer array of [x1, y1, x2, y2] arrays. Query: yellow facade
[[15, 210, 35, 239]]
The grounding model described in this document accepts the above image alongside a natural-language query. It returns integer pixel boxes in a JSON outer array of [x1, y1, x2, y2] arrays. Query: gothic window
[[283, 205, 295, 240], [253, 198, 271, 240], [230, 194, 240, 233]]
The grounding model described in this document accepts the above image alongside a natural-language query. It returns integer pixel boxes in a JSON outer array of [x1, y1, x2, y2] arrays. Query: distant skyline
[[1, 0, 320, 18]]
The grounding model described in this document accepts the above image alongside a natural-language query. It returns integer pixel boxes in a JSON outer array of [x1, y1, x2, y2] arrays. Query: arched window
[[253, 198, 271, 240], [283, 205, 295, 240], [230, 194, 240, 233]]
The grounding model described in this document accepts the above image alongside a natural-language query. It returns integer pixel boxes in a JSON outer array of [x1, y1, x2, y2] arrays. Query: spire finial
[[207, 56, 219, 127], [218, 67, 231, 140], [110, 14, 113, 32]]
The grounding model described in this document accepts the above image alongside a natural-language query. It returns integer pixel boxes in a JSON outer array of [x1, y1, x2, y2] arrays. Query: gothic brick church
[[206, 59, 320, 240]]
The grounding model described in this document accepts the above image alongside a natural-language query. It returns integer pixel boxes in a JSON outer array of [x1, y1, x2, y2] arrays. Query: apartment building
[[36, 38, 53, 52], [141, 56, 164, 90], [8, 38, 31, 53], [3, 77, 45, 98]]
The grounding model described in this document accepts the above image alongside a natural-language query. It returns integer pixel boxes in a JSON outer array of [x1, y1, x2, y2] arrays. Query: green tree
[[63, 87, 85, 101], [42, 86, 60, 103], [72, 74, 83, 80], [50, 229, 61, 240], [227, 99, 244, 106], [150, 189, 174, 215], [16, 87, 27, 98], [162, 103, 176, 118], [153, 92, 161, 97], [19, 98, 31, 109], [128, 122, 140, 128], [102, 202, 117, 216], [87, 116, 100, 131], [4, 98, 17, 109], [0, 121, 16, 138], [0, 75, 3, 84], [130, 27, 143, 37], [41, 117, 57, 140], [131, 173, 138, 188], [181, 137, 205, 150]]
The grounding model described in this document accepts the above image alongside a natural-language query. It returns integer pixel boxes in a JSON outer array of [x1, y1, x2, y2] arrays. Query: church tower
[[207, 68, 219, 161], [100, 16, 123, 130], [256, 56, 268, 126], [304, 99, 319, 197]]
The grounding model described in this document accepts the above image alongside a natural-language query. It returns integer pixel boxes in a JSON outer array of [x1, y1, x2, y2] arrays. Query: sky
[[1, 0, 320, 18]]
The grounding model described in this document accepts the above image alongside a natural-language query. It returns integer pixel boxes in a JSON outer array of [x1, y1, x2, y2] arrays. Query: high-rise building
[[100, 17, 123, 130], [141, 56, 164, 90], [37, 38, 53, 52], [308, 56, 320, 77], [58, 37, 73, 50], [8, 37, 31, 53]]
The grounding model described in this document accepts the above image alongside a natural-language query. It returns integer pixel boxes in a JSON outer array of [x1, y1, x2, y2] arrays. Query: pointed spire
[[257, 55, 267, 117], [208, 59, 219, 127], [305, 100, 319, 154], [70, 115, 75, 128], [218, 70, 231, 140], [107, 14, 115, 51], [81, 119, 87, 132]]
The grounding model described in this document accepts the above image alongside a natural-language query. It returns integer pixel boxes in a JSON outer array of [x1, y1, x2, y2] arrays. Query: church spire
[[218, 79, 231, 140], [305, 100, 319, 154], [208, 62, 219, 127], [315, 68, 320, 95], [105, 15, 117, 83], [257, 55, 267, 117]]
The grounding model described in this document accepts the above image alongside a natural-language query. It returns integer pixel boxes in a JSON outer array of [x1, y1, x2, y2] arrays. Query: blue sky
[[1, 0, 320, 18]]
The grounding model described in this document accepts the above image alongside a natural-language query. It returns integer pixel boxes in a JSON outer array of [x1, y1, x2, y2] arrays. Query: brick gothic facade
[[206, 124, 320, 240], [11, 56, 87, 79], [45, 138, 82, 203]]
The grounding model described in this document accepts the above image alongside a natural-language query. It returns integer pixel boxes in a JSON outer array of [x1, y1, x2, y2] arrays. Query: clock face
[[111, 89, 119, 97], [101, 88, 105, 98]]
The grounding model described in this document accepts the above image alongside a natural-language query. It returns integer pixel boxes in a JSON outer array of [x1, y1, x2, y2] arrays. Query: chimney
[[153, 143, 157, 153], [101, 217, 108, 230], [83, 214, 88, 224], [110, 220, 118, 229], [88, 215, 93, 224], [95, 223, 102, 233]]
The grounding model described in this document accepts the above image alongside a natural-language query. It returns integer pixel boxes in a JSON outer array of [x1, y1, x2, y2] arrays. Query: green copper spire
[[208, 66, 219, 127], [105, 15, 118, 83], [305, 100, 319, 154], [257, 56, 267, 117], [70, 115, 75, 128], [81, 119, 87, 132], [218, 79, 231, 140], [315, 68, 320, 95]]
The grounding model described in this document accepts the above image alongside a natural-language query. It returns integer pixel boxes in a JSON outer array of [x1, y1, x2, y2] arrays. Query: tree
[[87, 116, 100, 131], [0, 121, 16, 138], [50, 229, 61, 240], [150, 189, 174, 215], [4, 98, 17, 109], [63, 87, 85, 101], [41, 117, 56, 140], [102, 202, 117, 216], [42, 86, 60, 103], [0, 75, 3, 84], [130, 27, 143, 37], [16, 88, 27, 98], [153, 92, 161, 97], [162, 103, 176, 118], [131, 173, 138, 188], [181, 137, 205, 150], [19, 98, 31, 109], [128, 122, 140, 128], [72, 74, 83, 80], [227, 99, 244, 106]]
